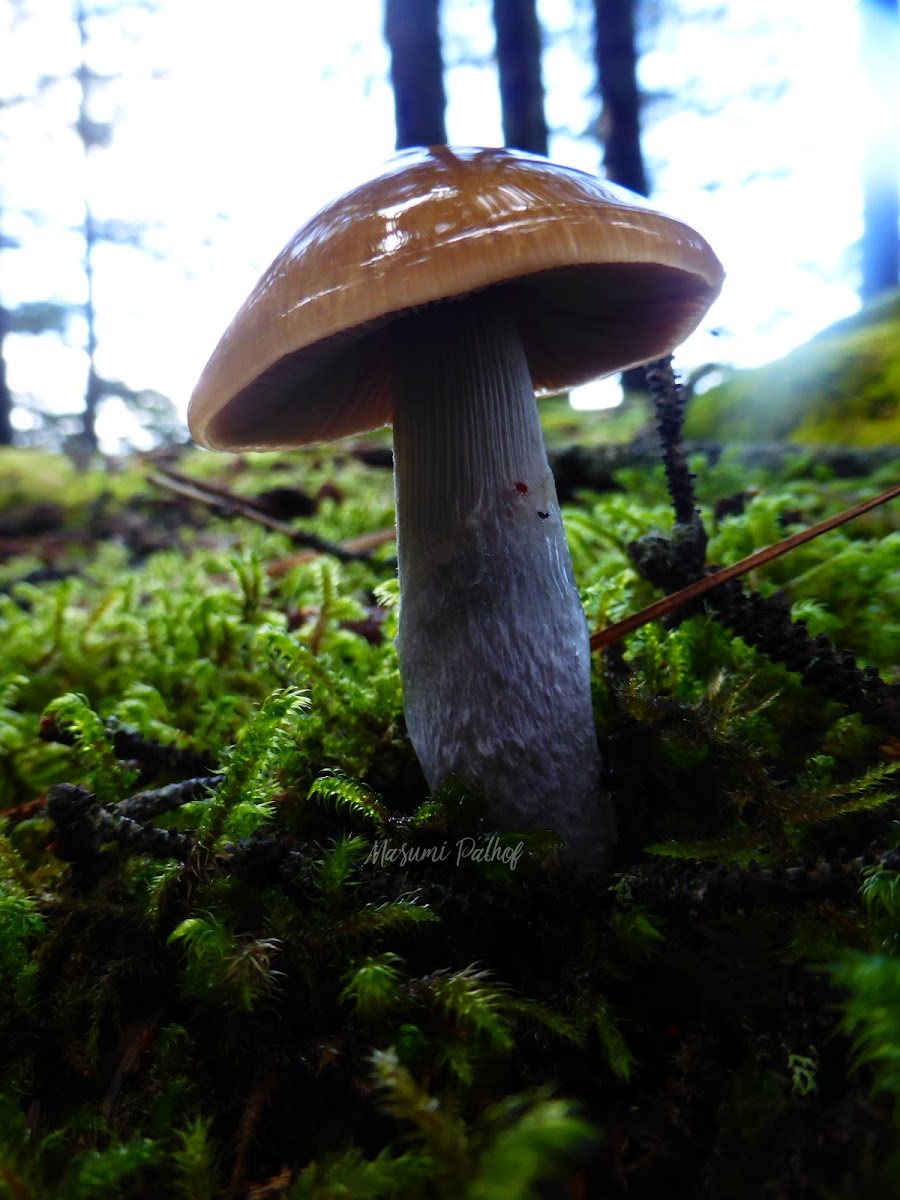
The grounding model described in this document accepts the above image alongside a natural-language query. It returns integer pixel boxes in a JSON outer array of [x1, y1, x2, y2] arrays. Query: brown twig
[[591, 480, 900, 651], [148, 466, 378, 563], [228, 1070, 279, 1199], [266, 527, 396, 576]]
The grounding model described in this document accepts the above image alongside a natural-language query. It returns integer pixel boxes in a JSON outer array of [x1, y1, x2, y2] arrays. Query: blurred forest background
[[0, 0, 897, 455]]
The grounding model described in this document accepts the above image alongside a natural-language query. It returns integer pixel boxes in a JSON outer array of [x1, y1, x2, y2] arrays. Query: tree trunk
[[492, 0, 548, 155], [384, 0, 447, 149], [592, 0, 648, 196], [860, 0, 899, 302], [75, 1, 100, 451], [592, 0, 649, 392], [0, 302, 13, 446]]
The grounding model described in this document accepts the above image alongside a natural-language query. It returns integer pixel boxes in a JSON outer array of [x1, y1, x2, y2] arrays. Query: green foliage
[[289, 1146, 434, 1199], [171, 1116, 221, 1200], [426, 965, 515, 1056], [578, 995, 634, 1081], [685, 290, 900, 446], [719, 1065, 787, 1144], [609, 902, 667, 960], [787, 1053, 818, 1096], [0, 438, 897, 1196], [197, 686, 310, 847], [500, 994, 583, 1048], [65, 1137, 161, 1200], [861, 866, 900, 954], [829, 859, 900, 1113], [775, 761, 900, 835], [43, 691, 137, 804], [0, 447, 142, 517], [168, 912, 283, 1012], [368, 1050, 593, 1198], [309, 770, 389, 830], [465, 1091, 594, 1200], [318, 894, 438, 952], [340, 952, 406, 1023], [314, 834, 371, 895], [831, 952, 900, 1103], [0, 838, 45, 1010], [371, 1047, 468, 1165]]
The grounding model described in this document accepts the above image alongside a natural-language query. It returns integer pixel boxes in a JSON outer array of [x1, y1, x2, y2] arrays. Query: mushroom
[[188, 146, 723, 871]]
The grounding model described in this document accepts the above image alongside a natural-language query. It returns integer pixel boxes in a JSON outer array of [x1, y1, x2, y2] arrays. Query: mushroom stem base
[[392, 298, 615, 870]]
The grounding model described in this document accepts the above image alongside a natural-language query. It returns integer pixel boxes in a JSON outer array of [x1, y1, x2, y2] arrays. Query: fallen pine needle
[[591, 480, 900, 651]]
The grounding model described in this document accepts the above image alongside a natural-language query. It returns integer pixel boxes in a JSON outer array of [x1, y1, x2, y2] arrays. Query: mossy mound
[[0, 437, 898, 1198], [685, 290, 900, 446]]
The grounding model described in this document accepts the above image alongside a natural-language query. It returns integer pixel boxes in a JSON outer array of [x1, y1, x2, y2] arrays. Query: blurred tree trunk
[[592, 0, 648, 196], [592, 0, 649, 392], [492, 0, 548, 155], [82, 205, 103, 452], [0, 302, 12, 445], [860, 0, 899, 302], [75, 3, 101, 452], [385, 0, 447, 149]]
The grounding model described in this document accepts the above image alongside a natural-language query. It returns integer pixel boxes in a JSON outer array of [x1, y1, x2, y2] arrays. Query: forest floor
[[0, 387, 899, 1199]]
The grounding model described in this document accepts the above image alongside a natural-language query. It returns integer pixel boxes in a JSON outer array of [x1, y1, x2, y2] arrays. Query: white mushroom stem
[[392, 297, 616, 868]]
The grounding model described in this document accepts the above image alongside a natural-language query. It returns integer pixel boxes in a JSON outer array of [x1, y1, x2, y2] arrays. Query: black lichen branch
[[44, 777, 310, 890], [631, 356, 900, 735], [40, 716, 217, 782], [705, 581, 899, 731], [47, 782, 195, 865], [645, 355, 702, 529], [618, 846, 900, 916], [116, 775, 226, 822]]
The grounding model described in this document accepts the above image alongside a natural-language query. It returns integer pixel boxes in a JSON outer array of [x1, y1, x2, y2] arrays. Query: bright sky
[[0, 0, 882, 450]]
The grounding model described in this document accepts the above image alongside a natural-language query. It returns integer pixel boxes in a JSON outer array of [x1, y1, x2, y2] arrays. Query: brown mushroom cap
[[188, 145, 724, 451]]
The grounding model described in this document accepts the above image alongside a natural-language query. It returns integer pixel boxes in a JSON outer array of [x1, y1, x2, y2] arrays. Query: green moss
[[685, 290, 900, 446], [0, 432, 897, 1196]]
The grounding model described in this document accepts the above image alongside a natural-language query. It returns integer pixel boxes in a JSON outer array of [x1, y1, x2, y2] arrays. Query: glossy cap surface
[[189, 146, 724, 450]]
